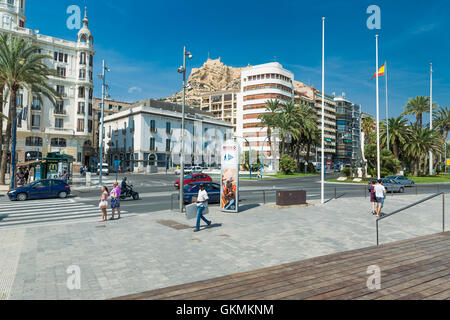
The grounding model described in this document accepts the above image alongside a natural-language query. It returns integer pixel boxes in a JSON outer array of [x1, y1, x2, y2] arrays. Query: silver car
[[386, 175, 415, 187], [368, 179, 405, 193]]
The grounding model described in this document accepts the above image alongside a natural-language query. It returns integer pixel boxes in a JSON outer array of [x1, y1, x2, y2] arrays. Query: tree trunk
[[306, 143, 311, 163], [0, 90, 16, 185], [0, 90, 3, 165], [393, 143, 399, 160]]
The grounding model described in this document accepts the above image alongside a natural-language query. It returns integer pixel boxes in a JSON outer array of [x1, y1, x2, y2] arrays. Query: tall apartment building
[[0, 1, 95, 170], [91, 98, 132, 161], [293, 81, 336, 163], [236, 62, 294, 171], [334, 94, 362, 165], [199, 90, 239, 134]]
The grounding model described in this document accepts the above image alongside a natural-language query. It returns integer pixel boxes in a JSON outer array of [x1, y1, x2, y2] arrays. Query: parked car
[[8, 179, 71, 201], [367, 178, 405, 194], [175, 166, 203, 175], [174, 173, 213, 189], [385, 175, 415, 187], [183, 182, 221, 204], [97, 163, 110, 175]]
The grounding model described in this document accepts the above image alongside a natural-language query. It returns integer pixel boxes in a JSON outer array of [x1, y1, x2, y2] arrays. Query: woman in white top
[[98, 186, 109, 222], [194, 184, 212, 232]]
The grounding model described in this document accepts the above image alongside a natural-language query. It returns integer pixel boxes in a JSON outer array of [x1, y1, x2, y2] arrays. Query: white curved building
[[236, 62, 294, 170]]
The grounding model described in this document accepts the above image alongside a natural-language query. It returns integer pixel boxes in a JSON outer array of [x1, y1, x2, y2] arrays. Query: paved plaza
[[0, 193, 448, 300]]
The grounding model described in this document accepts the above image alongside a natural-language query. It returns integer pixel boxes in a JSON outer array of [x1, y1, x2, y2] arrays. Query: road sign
[[327, 161, 332, 166], [114, 160, 121, 167], [446, 158, 450, 166]]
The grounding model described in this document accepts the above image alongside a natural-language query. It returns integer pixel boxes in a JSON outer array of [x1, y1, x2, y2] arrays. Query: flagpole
[[376, 35, 381, 180], [429, 62, 433, 176], [321, 17, 325, 204], [385, 61, 389, 152]]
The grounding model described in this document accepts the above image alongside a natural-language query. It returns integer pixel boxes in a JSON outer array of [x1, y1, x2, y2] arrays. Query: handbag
[[99, 200, 108, 208]]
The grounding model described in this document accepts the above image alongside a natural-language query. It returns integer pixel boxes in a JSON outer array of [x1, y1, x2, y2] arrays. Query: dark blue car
[[183, 182, 221, 204], [8, 179, 71, 201]]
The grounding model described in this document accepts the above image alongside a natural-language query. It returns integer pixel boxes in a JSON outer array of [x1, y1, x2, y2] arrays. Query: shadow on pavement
[[238, 204, 261, 212]]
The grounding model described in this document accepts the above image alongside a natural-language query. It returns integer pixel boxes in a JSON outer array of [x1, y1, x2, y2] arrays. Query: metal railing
[[376, 192, 446, 246]]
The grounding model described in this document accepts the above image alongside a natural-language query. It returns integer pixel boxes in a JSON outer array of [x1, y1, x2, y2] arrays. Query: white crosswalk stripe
[[0, 199, 131, 228]]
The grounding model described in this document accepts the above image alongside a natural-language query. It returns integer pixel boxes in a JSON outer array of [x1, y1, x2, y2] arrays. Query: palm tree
[[0, 34, 58, 184], [434, 106, 450, 142], [380, 116, 410, 160], [361, 116, 375, 144], [403, 96, 437, 129], [404, 127, 441, 176], [259, 99, 281, 166], [277, 101, 300, 156]]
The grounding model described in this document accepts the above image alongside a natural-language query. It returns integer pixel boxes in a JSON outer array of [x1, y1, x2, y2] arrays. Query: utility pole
[[429, 63, 433, 176], [98, 60, 109, 186]]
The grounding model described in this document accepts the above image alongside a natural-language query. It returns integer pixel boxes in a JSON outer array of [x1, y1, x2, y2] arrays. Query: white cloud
[[128, 86, 142, 94]]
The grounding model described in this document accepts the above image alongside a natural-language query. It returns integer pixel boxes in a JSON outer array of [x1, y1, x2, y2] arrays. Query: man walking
[[194, 184, 212, 232], [374, 179, 387, 218]]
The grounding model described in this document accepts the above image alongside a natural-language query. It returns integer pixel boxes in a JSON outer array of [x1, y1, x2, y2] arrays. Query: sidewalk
[[0, 193, 448, 300]]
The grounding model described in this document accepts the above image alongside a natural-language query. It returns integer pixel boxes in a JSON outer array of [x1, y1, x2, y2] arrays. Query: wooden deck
[[116, 233, 450, 300]]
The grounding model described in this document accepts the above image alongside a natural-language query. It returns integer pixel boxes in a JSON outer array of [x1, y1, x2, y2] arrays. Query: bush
[[307, 163, 316, 173], [279, 155, 297, 175], [343, 167, 351, 177]]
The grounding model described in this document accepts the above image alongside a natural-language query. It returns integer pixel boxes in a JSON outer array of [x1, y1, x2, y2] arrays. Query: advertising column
[[221, 140, 239, 213]]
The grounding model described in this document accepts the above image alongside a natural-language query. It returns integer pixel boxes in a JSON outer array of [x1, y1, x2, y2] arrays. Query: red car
[[174, 173, 212, 189]]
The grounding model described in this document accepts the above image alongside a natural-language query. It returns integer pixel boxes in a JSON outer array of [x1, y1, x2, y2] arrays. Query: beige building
[[199, 90, 239, 134], [91, 98, 132, 158], [293, 81, 336, 162]]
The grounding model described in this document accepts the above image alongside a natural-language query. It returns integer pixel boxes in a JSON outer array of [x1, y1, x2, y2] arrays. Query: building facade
[[102, 100, 233, 172], [294, 81, 336, 164], [91, 98, 132, 160], [236, 62, 294, 171], [334, 94, 362, 166], [199, 90, 239, 134], [0, 1, 95, 170]]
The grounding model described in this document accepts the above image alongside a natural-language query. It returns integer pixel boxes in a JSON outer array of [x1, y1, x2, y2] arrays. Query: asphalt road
[[70, 173, 450, 214]]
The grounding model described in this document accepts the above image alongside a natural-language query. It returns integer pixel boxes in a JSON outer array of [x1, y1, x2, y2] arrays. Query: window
[[78, 87, 85, 98], [57, 67, 66, 77], [54, 52, 58, 61], [150, 138, 156, 151], [89, 54, 93, 67], [88, 120, 93, 133], [26, 137, 43, 147], [31, 115, 40, 128], [77, 153, 82, 163], [58, 52, 64, 62], [89, 88, 93, 99], [64, 54, 68, 63], [55, 118, 64, 129], [88, 103, 93, 116], [150, 120, 156, 132], [80, 52, 86, 65], [109, 104, 113, 110], [89, 71, 93, 81], [56, 85, 65, 96], [55, 101, 64, 114], [166, 139, 171, 152], [79, 69, 86, 80], [32, 96, 40, 110], [16, 94, 23, 107], [118, 105, 122, 111], [77, 119, 85, 132], [166, 122, 171, 134], [78, 102, 85, 115]]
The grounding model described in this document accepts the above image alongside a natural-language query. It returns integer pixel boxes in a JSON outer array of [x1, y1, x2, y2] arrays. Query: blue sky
[[26, 0, 450, 120]]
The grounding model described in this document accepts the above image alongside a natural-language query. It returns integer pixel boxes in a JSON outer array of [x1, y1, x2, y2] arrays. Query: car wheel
[[400, 187, 405, 193], [17, 193, 27, 201], [132, 193, 139, 200], [58, 191, 68, 199]]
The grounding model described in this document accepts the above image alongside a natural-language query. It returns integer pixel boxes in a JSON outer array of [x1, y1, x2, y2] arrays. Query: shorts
[[111, 197, 120, 209], [376, 197, 384, 208]]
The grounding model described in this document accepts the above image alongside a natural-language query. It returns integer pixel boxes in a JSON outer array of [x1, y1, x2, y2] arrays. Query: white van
[[97, 163, 110, 175]]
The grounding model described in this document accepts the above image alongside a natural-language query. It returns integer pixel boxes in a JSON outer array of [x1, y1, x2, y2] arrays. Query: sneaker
[[207, 221, 212, 228], [193, 228, 200, 233]]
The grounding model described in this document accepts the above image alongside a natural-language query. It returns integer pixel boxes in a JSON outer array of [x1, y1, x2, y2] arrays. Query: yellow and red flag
[[371, 63, 385, 79]]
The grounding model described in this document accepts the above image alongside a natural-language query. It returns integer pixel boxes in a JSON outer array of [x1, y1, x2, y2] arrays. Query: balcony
[[54, 109, 67, 116]]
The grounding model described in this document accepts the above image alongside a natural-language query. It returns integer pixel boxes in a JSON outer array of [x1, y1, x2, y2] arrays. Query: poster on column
[[220, 140, 239, 213]]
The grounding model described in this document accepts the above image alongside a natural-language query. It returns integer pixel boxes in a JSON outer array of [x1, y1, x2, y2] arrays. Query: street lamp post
[[260, 136, 270, 179], [178, 46, 193, 213], [10, 109, 22, 190], [98, 60, 110, 186], [234, 136, 252, 179], [429, 63, 433, 176]]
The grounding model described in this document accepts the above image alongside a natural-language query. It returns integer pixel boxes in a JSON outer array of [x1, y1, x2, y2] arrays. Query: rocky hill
[[164, 58, 246, 106]]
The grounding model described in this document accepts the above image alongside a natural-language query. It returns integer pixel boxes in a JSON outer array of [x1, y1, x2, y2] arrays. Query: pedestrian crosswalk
[[0, 199, 131, 228]]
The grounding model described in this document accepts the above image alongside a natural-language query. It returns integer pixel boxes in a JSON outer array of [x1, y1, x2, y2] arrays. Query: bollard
[[335, 187, 337, 199]]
